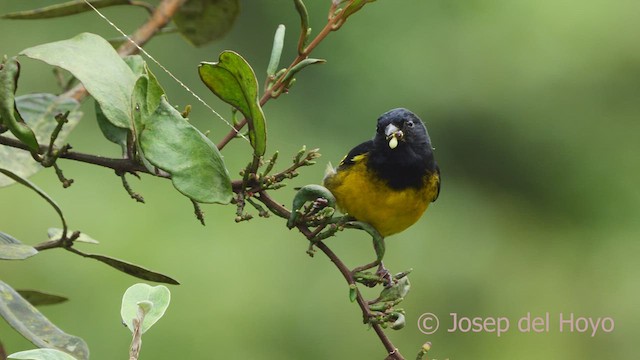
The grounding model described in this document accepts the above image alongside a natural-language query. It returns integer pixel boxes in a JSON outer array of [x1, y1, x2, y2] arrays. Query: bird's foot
[[376, 262, 393, 288]]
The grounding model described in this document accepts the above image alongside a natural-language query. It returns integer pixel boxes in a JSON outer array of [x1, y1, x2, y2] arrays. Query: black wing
[[337, 140, 373, 170]]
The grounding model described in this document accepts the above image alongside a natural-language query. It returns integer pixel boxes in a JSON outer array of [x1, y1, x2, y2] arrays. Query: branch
[[256, 190, 405, 359], [0, 135, 161, 176]]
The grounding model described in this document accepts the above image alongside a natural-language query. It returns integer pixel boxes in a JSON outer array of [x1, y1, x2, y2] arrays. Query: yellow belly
[[324, 161, 438, 237]]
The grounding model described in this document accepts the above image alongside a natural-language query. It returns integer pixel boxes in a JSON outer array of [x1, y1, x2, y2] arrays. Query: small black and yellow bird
[[324, 108, 440, 242]]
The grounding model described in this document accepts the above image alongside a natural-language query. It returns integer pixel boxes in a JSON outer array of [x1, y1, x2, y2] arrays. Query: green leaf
[[120, 283, 171, 334], [0, 56, 39, 152], [8, 348, 78, 360], [16, 290, 69, 307], [174, 0, 240, 47], [378, 276, 411, 302], [287, 184, 336, 228], [20, 32, 137, 129], [0, 231, 38, 260], [0, 281, 89, 360], [132, 76, 232, 204], [0, 93, 82, 187], [267, 25, 286, 76], [47, 228, 99, 244], [83, 252, 180, 285], [2, 0, 132, 20], [94, 101, 128, 155], [0, 168, 67, 230], [341, 0, 377, 21], [94, 55, 153, 153], [293, 0, 310, 52], [281, 58, 326, 85], [348, 285, 357, 303], [199, 51, 266, 156]]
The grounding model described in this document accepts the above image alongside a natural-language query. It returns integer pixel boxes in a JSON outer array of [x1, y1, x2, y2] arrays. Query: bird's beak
[[385, 124, 403, 149]]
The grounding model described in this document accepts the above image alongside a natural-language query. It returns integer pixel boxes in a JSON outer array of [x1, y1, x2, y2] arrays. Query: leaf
[[293, 0, 310, 52], [378, 276, 411, 302], [287, 184, 336, 229], [0, 281, 89, 360], [94, 101, 128, 155], [0, 168, 67, 230], [83, 252, 179, 285], [341, 0, 377, 21], [348, 285, 357, 303], [132, 76, 232, 204], [8, 348, 77, 360], [174, 0, 240, 47], [16, 290, 68, 307], [93, 55, 151, 153], [0, 93, 82, 187], [267, 25, 286, 76], [120, 283, 171, 334], [2, 0, 132, 20], [0, 56, 39, 152], [281, 58, 326, 85], [199, 51, 266, 156], [0, 231, 37, 260], [20, 33, 137, 129], [47, 228, 98, 244]]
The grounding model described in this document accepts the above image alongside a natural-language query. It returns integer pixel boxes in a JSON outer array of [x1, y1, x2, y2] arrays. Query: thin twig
[[257, 190, 405, 359], [0, 135, 159, 176]]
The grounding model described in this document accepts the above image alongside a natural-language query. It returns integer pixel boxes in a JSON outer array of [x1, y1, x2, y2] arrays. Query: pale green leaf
[[0, 281, 88, 360], [8, 348, 77, 360], [20, 32, 136, 129], [267, 25, 285, 76], [0, 231, 37, 260], [121, 283, 171, 334], [47, 228, 99, 244], [0, 93, 82, 187]]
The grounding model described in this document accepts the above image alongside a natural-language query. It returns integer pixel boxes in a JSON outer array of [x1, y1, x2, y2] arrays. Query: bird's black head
[[367, 108, 437, 189], [374, 108, 432, 152]]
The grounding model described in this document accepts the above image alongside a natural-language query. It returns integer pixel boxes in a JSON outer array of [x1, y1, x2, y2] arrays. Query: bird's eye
[[406, 120, 414, 128]]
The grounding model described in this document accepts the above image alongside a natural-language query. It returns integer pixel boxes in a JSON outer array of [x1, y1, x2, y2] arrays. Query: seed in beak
[[389, 134, 399, 149]]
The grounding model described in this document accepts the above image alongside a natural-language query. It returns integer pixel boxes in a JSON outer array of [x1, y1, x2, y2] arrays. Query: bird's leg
[[376, 262, 392, 288], [349, 221, 388, 285]]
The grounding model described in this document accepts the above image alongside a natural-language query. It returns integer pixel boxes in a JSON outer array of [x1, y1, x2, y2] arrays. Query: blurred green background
[[1, 1, 639, 359]]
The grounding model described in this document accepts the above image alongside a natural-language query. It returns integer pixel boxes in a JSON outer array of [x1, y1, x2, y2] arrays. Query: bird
[[323, 108, 440, 273]]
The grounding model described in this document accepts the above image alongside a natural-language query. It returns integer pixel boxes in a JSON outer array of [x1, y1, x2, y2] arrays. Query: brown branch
[[0, 135, 161, 176], [256, 190, 404, 359], [62, 0, 187, 101]]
